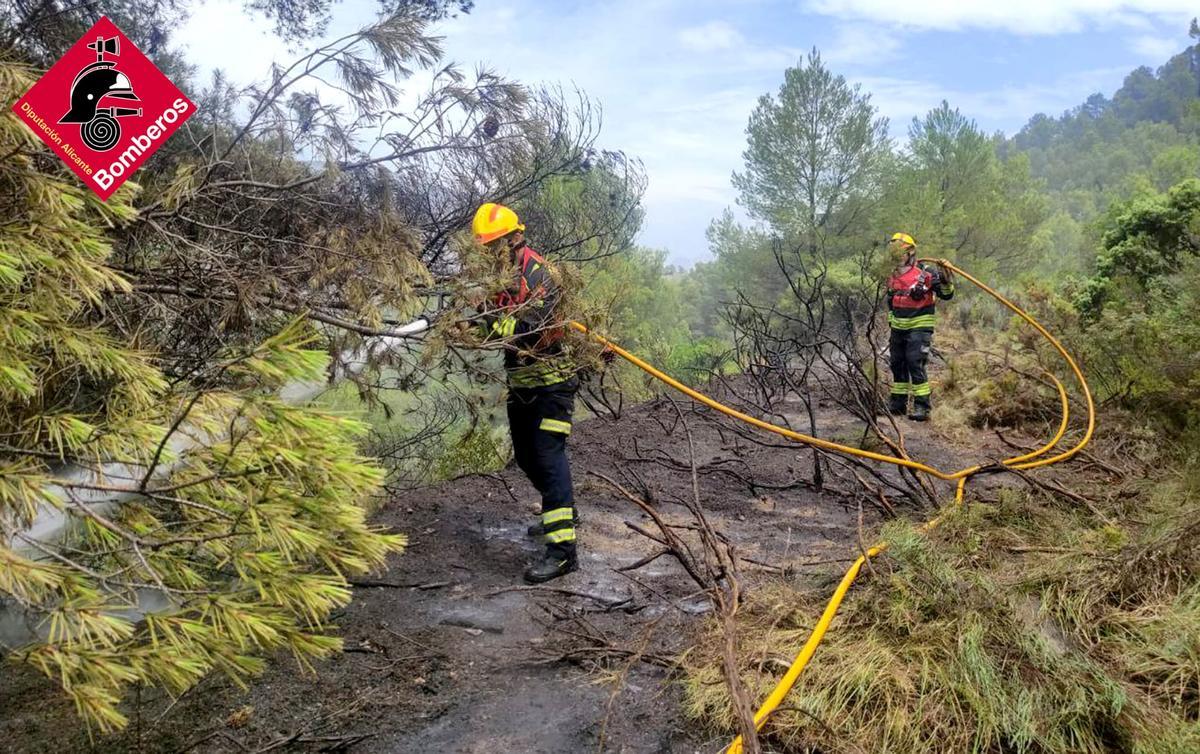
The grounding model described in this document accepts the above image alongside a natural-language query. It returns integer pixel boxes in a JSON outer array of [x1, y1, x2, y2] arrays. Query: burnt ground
[[1, 384, 1051, 754]]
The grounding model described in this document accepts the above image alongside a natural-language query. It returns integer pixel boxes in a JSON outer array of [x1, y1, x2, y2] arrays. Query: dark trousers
[[888, 328, 933, 408], [507, 378, 578, 559]]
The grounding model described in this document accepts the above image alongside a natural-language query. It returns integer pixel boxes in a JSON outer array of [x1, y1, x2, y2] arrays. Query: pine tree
[[732, 49, 891, 254], [0, 61, 404, 732]]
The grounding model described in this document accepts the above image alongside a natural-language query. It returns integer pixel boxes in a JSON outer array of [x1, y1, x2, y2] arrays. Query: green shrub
[[433, 426, 508, 480]]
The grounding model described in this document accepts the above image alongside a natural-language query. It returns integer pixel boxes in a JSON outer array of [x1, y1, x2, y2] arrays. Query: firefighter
[[471, 202, 580, 583], [885, 232, 955, 421]]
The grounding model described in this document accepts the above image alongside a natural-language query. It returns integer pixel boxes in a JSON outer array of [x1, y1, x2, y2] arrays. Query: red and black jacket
[[485, 245, 572, 388], [887, 262, 954, 331]]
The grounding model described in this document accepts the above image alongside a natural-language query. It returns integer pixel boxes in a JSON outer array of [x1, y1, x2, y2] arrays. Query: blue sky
[[177, 1, 1197, 266]]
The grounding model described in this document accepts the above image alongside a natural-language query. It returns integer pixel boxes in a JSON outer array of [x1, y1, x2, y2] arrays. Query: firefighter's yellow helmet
[[472, 202, 525, 244], [890, 232, 917, 249]]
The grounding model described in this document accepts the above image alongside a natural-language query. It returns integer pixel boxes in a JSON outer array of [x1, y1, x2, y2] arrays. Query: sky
[[175, 0, 1197, 266]]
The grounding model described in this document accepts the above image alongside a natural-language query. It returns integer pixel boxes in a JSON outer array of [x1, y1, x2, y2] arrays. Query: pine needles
[[0, 62, 405, 734]]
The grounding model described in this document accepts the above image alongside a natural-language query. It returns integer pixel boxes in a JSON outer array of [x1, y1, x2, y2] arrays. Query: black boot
[[523, 550, 578, 583], [909, 398, 930, 422], [888, 394, 908, 416], [527, 510, 582, 538]]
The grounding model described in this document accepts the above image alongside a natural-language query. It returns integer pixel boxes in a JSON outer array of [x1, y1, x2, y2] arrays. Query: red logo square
[[11, 17, 196, 201]]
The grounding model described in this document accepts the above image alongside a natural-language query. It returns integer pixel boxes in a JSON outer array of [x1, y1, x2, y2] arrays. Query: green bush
[[433, 426, 508, 481], [1071, 180, 1200, 434]]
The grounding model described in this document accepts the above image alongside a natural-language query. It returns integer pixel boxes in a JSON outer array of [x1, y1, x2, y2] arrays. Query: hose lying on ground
[[569, 259, 1095, 753]]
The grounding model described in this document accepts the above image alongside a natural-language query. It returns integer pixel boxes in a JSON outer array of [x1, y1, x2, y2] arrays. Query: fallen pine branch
[[485, 584, 633, 609], [348, 579, 454, 590]]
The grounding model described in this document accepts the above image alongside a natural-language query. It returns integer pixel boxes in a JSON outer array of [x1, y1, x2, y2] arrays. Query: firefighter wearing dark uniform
[[472, 202, 579, 583], [885, 232, 955, 422]]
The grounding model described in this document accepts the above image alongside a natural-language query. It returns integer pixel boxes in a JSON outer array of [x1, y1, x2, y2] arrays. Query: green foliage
[[1150, 144, 1200, 190], [909, 100, 993, 208], [1078, 178, 1200, 315], [1007, 37, 1200, 213], [0, 61, 403, 732], [433, 426, 507, 480], [967, 369, 1063, 429], [703, 210, 790, 307], [1060, 179, 1200, 431], [0, 61, 158, 513], [662, 337, 734, 381], [733, 49, 890, 249], [247, 1, 473, 42], [676, 25, 1200, 754], [1029, 210, 1088, 278], [583, 247, 689, 350], [702, 92, 1046, 346], [883, 102, 1047, 277], [577, 245, 725, 392], [515, 152, 647, 264], [2, 1, 472, 60]]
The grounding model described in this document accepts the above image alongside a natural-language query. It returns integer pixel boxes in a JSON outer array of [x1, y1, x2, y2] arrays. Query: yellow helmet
[[889, 232, 917, 249], [472, 202, 525, 244]]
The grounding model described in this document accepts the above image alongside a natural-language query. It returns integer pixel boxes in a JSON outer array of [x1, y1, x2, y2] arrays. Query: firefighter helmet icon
[[59, 35, 142, 151]]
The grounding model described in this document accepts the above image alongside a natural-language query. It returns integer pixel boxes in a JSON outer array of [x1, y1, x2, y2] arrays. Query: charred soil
[[1, 385, 1046, 754]]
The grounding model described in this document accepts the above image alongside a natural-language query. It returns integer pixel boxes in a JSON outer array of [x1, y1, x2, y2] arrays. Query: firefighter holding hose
[[885, 232, 955, 421], [470, 202, 580, 583]]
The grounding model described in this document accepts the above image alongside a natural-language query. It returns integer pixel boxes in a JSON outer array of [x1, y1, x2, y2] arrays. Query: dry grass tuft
[[682, 461, 1200, 753]]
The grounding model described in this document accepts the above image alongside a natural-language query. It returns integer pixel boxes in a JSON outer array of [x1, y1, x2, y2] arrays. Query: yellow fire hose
[[568, 259, 1095, 753]]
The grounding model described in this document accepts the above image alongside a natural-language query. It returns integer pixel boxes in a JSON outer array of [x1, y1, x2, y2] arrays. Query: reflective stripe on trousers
[[541, 506, 576, 544], [508, 379, 578, 557], [889, 328, 934, 408]]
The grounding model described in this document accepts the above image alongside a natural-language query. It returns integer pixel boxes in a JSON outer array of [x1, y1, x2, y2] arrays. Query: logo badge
[[12, 17, 196, 200]]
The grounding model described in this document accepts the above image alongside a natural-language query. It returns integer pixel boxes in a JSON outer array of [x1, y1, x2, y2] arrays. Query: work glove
[[937, 259, 954, 283], [490, 315, 518, 338]]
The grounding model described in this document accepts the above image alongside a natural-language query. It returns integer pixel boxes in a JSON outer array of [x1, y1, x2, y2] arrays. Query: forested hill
[[1003, 23, 1200, 215]]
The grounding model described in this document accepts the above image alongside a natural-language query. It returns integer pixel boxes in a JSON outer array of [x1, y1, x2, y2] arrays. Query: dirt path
[[2, 389, 1031, 753]]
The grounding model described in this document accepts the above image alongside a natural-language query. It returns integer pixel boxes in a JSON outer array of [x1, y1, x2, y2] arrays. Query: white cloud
[[1129, 34, 1185, 61], [175, 0, 291, 86], [856, 65, 1131, 138], [678, 21, 745, 52], [432, 3, 767, 262], [807, 0, 1197, 35], [823, 24, 902, 66], [733, 45, 804, 72]]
